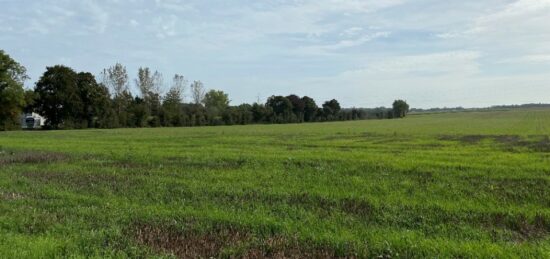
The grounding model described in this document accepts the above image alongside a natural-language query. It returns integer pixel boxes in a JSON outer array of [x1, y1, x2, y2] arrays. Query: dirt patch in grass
[[211, 191, 373, 219], [488, 213, 549, 242], [287, 193, 373, 218], [439, 134, 489, 144], [0, 150, 68, 165], [439, 134, 550, 152], [130, 222, 346, 258], [494, 135, 550, 152], [132, 223, 250, 258]]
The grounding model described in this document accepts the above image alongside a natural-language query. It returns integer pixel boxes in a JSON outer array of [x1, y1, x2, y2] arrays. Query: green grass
[[0, 108, 549, 258]]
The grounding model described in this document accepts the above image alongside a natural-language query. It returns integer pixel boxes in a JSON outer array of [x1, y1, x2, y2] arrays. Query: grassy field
[[0, 108, 549, 258]]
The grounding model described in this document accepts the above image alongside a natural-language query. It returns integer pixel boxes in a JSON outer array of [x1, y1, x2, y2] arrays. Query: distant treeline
[[410, 103, 550, 114], [0, 50, 410, 130]]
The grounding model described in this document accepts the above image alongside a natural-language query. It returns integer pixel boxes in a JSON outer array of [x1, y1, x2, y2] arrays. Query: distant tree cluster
[[0, 50, 410, 130]]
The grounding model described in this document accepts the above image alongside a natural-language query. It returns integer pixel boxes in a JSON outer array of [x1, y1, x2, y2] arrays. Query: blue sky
[[1, 0, 550, 108]]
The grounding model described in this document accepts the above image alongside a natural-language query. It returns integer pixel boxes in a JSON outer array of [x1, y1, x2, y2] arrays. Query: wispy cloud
[[1, 0, 549, 108]]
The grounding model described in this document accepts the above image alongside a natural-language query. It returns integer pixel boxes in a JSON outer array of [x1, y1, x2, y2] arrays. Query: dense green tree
[[266, 95, 293, 122], [301, 96, 318, 122], [0, 50, 28, 130], [251, 102, 270, 123], [286, 94, 305, 122], [77, 72, 111, 128], [34, 66, 83, 129], [204, 90, 230, 110], [204, 89, 230, 125], [129, 97, 149, 127], [234, 104, 253, 125], [23, 89, 37, 113], [322, 99, 341, 119], [392, 100, 410, 118], [204, 89, 229, 113]]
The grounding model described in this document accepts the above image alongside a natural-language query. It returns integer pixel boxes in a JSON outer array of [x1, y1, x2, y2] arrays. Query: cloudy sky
[[1, 0, 550, 108]]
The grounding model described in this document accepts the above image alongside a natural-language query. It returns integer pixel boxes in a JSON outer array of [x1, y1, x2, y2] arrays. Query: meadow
[[0, 108, 549, 258]]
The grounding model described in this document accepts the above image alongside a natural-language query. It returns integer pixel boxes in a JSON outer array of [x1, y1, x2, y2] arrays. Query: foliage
[[322, 99, 341, 120], [393, 99, 410, 118], [34, 66, 83, 129], [1, 50, 404, 130], [0, 50, 28, 130]]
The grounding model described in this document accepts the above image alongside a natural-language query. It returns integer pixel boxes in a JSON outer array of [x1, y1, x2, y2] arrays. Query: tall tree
[[135, 67, 154, 98], [135, 67, 163, 126], [101, 63, 130, 127], [170, 74, 187, 102], [34, 66, 83, 129], [100, 63, 128, 97], [204, 89, 230, 124], [77, 72, 110, 128], [322, 99, 341, 119], [162, 75, 187, 126], [0, 50, 28, 130], [204, 90, 229, 111], [301, 96, 318, 122], [190, 80, 205, 105], [266, 95, 293, 122], [286, 94, 305, 122], [251, 102, 270, 123], [392, 100, 410, 118]]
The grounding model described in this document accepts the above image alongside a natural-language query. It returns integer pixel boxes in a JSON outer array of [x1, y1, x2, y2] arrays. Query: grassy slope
[[0, 108, 549, 258]]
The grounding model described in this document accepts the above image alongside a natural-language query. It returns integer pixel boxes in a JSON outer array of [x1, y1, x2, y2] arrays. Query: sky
[[1, 0, 550, 108]]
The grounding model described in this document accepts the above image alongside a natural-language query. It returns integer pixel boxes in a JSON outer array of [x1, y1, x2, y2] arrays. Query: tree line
[[0, 50, 410, 130]]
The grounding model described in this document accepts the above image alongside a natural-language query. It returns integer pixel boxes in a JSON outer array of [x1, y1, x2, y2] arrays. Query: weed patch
[[439, 134, 550, 152], [0, 150, 68, 165], [130, 222, 347, 258]]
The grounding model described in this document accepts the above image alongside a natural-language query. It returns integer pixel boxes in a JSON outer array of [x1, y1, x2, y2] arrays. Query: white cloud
[[341, 27, 364, 37], [85, 0, 109, 33], [349, 51, 481, 76], [3, 0, 550, 108], [297, 31, 390, 55], [524, 54, 550, 63], [153, 15, 179, 39], [130, 19, 139, 27]]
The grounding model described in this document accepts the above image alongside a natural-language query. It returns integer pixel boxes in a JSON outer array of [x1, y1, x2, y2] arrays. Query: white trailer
[[21, 113, 46, 129]]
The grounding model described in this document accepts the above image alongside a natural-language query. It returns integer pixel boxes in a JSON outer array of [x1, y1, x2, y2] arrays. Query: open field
[[0, 108, 549, 258]]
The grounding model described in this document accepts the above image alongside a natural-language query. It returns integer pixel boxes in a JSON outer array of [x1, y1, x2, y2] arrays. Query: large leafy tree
[[251, 102, 270, 123], [77, 72, 111, 128], [0, 50, 28, 130], [392, 100, 410, 118], [286, 94, 305, 122], [266, 95, 293, 122], [322, 99, 341, 119], [34, 65, 83, 129], [204, 90, 229, 111], [204, 89, 230, 125], [101, 63, 130, 127], [301, 96, 318, 122]]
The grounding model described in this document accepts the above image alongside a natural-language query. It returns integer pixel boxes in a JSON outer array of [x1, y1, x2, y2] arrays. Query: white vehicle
[[21, 113, 46, 129]]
